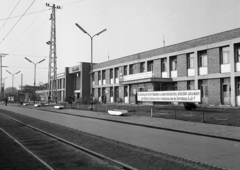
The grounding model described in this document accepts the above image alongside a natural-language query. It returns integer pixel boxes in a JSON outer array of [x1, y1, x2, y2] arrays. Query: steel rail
[[0, 127, 55, 170], [0, 113, 138, 170]]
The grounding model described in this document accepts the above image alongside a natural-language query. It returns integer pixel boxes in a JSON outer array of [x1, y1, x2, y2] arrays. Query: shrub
[[183, 102, 197, 110]]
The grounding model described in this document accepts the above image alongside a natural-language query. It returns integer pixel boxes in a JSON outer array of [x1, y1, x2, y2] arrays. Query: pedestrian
[[5, 97, 8, 106]]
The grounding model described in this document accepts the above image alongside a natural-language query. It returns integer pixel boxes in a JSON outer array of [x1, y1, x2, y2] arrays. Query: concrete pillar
[[230, 43, 236, 106], [194, 50, 199, 90], [113, 67, 115, 84], [167, 56, 170, 78]]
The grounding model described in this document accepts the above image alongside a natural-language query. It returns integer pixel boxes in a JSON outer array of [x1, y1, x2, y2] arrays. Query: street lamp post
[[75, 23, 106, 110], [25, 57, 45, 103], [6, 70, 21, 93]]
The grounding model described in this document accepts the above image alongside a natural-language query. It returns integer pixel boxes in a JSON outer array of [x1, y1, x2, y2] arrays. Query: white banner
[[137, 90, 201, 102]]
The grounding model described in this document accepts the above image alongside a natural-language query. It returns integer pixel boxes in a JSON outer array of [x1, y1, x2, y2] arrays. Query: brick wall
[[94, 88, 98, 100], [94, 71, 98, 85], [106, 87, 110, 102], [178, 81, 187, 90], [177, 54, 187, 77], [106, 69, 110, 84], [208, 79, 221, 105], [65, 67, 74, 102], [153, 59, 161, 78], [119, 86, 124, 102], [134, 63, 140, 74], [208, 48, 220, 74], [81, 63, 91, 100]]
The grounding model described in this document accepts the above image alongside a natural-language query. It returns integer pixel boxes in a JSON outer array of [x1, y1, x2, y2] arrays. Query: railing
[[123, 71, 154, 81]]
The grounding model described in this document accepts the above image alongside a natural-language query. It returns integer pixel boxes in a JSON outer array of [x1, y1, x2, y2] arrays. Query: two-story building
[[91, 28, 240, 106]]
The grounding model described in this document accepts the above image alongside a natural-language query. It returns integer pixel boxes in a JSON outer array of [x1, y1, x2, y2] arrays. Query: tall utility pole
[[46, 3, 61, 103], [0, 53, 8, 95]]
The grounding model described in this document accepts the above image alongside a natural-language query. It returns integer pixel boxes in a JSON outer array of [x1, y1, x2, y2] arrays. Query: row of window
[[93, 45, 240, 82]]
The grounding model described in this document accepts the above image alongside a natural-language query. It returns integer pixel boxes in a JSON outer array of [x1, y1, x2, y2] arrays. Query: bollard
[[151, 108, 153, 117]]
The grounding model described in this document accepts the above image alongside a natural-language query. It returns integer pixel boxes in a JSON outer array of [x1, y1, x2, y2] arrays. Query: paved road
[[1, 105, 239, 170]]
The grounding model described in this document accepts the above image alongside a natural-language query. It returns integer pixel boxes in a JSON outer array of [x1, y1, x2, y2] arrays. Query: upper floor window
[[162, 58, 167, 72], [221, 46, 230, 64], [115, 68, 119, 78], [188, 53, 194, 69], [98, 71, 101, 80], [130, 64, 134, 74], [124, 66, 128, 75], [171, 56, 177, 71], [199, 51, 207, 67], [102, 70, 106, 80], [147, 61, 153, 71], [140, 62, 145, 73], [110, 69, 113, 79]]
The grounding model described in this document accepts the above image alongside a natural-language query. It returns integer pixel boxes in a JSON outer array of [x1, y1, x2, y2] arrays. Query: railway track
[[0, 108, 227, 170], [0, 113, 136, 170]]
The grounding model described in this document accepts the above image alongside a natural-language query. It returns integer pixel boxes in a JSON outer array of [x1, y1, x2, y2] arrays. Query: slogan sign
[[137, 90, 201, 102]]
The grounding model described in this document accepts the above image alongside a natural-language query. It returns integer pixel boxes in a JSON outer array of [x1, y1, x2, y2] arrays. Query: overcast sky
[[0, 0, 240, 89]]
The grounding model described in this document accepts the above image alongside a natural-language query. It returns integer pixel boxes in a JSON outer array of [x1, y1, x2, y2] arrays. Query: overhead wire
[[0, 9, 50, 22], [0, 0, 21, 31], [6, 6, 47, 51], [0, 0, 36, 45], [9, 19, 49, 53]]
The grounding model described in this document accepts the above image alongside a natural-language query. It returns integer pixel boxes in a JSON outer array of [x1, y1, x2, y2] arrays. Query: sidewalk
[[37, 106, 240, 141]]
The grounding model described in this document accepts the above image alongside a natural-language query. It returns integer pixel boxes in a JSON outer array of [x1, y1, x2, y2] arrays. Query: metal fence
[[58, 102, 240, 127]]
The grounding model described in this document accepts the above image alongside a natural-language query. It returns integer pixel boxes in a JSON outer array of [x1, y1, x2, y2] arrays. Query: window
[[124, 66, 128, 75], [98, 88, 101, 97], [98, 71, 101, 80], [171, 82, 177, 90], [171, 56, 177, 71], [199, 51, 207, 67], [115, 68, 119, 78], [130, 64, 134, 74], [221, 46, 230, 64], [110, 69, 113, 79], [147, 61, 153, 71], [124, 86, 128, 97], [140, 62, 145, 73], [62, 78, 65, 88], [188, 53, 194, 69], [187, 81, 194, 90], [237, 48, 240, 62], [102, 70, 106, 80], [110, 87, 113, 97], [92, 72, 94, 82], [162, 58, 167, 72]]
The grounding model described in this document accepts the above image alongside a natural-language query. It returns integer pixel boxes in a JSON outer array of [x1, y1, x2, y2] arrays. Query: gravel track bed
[[0, 109, 214, 170], [0, 115, 120, 170]]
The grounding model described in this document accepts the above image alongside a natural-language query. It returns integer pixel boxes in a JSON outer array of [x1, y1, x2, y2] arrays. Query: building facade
[[37, 62, 91, 103], [91, 28, 240, 106]]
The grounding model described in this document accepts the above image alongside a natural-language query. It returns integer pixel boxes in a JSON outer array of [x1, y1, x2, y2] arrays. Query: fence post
[[134, 106, 135, 115], [202, 110, 205, 123], [174, 109, 176, 119], [151, 108, 153, 117]]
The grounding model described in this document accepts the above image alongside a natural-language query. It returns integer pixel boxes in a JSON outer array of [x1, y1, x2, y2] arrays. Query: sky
[[0, 0, 240, 89]]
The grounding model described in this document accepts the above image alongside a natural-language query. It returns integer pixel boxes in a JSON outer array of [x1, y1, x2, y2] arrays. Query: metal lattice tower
[[46, 3, 61, 102]]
